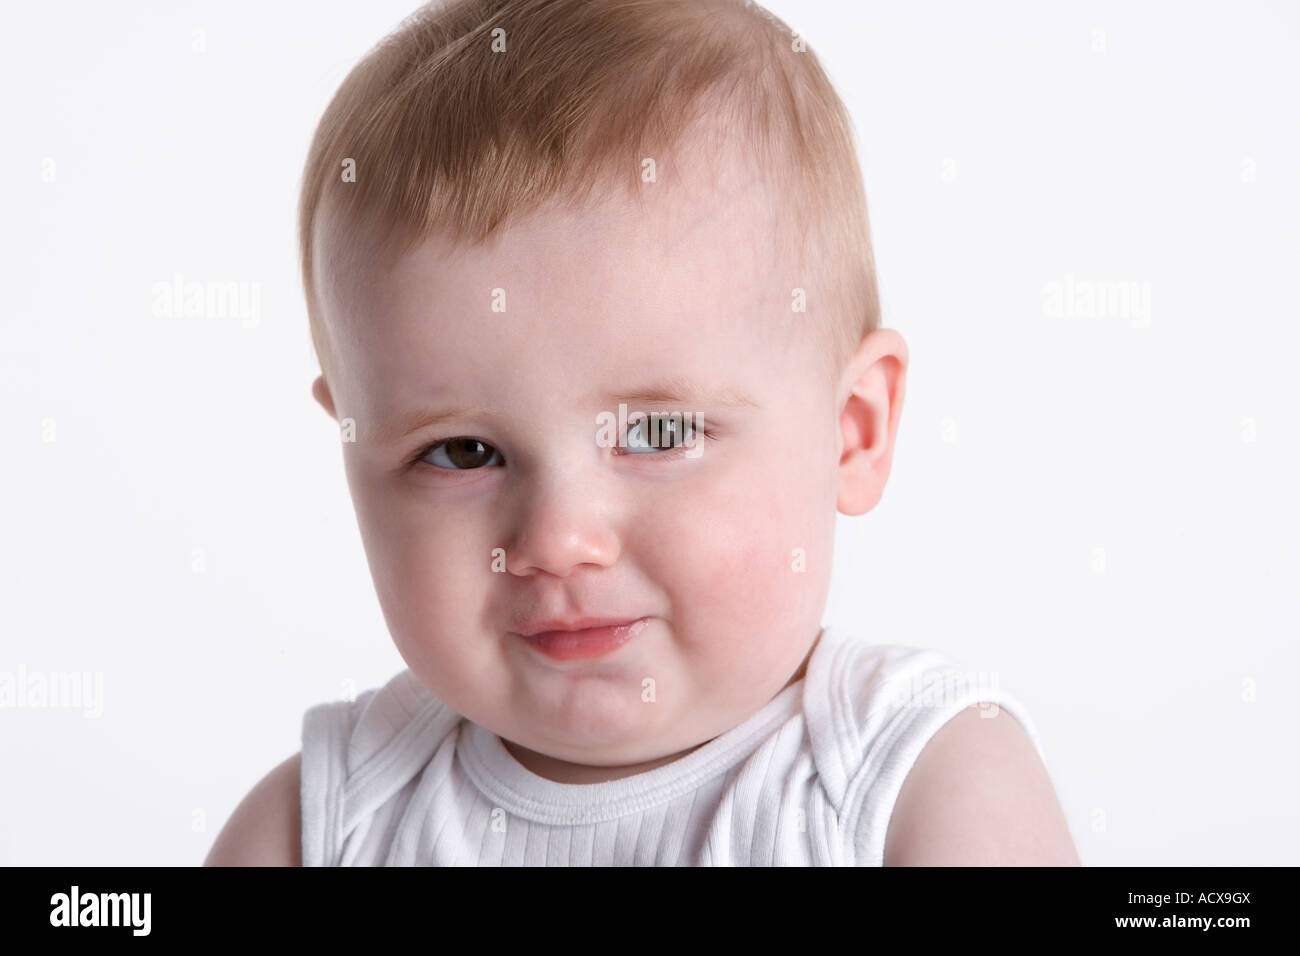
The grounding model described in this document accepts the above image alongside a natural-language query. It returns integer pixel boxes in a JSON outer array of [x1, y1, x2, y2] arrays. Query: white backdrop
[[2, 0, 1296, 866]]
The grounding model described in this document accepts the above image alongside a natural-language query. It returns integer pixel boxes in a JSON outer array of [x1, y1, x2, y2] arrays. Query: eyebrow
[[596, 376, 760, 411], [372, 376, 759, 446]]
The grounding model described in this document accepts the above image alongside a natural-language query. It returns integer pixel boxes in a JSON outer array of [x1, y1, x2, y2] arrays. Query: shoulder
[[302, 669, 457, 779], [882, 704, 1080, 865], [204, 751, 302, 867], [299, 670, 463, 866], [804, 627, 1076, 865], [204, 670, 453, 868], [803, 627, 988, 810]]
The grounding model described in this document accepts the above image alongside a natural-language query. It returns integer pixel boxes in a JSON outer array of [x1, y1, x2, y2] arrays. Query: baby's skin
[[309, 134, 907, 784]]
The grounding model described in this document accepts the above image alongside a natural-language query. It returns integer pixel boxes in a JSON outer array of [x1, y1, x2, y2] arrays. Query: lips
[[514, 616, 646, 637], [513, 617, 649, 661]]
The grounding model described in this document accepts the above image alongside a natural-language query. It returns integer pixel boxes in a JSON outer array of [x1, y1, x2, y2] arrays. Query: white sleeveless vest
[[300, 624, 1045, 865]]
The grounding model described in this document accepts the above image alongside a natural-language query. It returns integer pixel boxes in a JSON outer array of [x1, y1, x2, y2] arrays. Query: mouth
[[513, 617, 649, 661]]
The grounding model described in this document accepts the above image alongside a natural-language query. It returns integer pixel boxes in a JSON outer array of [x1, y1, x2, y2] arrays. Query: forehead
[[315, 141, 807, 413]]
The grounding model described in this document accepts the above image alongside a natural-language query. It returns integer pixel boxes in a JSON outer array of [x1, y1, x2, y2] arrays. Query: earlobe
[[837, 403, 887, 515], [311, 375, 337, 420]]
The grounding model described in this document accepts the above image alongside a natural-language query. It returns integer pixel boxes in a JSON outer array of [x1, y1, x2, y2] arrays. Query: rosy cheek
[[721, 479, 826, 623], [376, 519, 464, 621], [677, 486, 786, 614]]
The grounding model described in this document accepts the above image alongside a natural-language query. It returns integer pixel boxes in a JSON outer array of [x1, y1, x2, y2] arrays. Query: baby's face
[[315, 146, 854, 780]]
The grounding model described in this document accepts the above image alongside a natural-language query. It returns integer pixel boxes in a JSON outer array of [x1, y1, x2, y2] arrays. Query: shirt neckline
[[457, 670, 810, 825]]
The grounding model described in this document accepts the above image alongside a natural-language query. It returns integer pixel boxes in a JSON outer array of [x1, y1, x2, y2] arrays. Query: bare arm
[[883, 706, 1080, 866], [204, 752, 302, 867]]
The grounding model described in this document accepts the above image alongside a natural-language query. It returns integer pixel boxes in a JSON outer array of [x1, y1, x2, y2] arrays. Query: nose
[[503, 475, 620, 577]]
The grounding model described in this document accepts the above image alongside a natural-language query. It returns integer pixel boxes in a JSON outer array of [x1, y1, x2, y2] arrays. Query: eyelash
[[407, 426, 716, 473]]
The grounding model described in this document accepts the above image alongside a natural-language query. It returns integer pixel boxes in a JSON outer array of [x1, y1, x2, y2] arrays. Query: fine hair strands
[[297, 0, 880, 393]]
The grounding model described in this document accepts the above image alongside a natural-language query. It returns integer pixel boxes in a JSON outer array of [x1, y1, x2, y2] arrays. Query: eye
[[621, 414, 698, 455], [417, 437, 504, 470]]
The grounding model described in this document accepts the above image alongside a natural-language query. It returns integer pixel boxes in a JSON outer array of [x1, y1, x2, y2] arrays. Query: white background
[[2, 0, 1296, 866]]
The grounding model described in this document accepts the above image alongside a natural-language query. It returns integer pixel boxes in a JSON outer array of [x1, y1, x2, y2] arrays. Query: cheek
[[346, 467, 486, 660], [642, 456, 831, 658]]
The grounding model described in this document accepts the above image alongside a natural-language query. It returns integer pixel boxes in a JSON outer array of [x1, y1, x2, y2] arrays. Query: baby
[[206, 0, 1078, 866]]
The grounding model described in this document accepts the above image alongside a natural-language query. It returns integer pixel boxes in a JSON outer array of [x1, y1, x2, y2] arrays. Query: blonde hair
[[298, 0, 879, 386]]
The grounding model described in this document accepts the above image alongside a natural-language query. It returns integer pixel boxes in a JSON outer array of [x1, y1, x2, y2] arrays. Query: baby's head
[[298, 0, 907, 780]]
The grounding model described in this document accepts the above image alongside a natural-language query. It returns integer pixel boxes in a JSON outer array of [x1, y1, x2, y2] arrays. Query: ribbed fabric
[[300, 624, 1045, 866]]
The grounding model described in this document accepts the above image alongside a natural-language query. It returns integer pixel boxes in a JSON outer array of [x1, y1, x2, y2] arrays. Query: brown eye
[[625, 415, 696, 453], [423, 438, 503, 470]]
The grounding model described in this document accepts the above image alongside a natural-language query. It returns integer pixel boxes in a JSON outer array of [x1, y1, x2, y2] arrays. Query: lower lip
[[518, 618, 649, 661]]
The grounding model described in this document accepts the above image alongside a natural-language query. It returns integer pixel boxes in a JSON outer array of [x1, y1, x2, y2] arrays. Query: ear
[[311, 374, 338, 420], [837, 327, 909, 516]]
